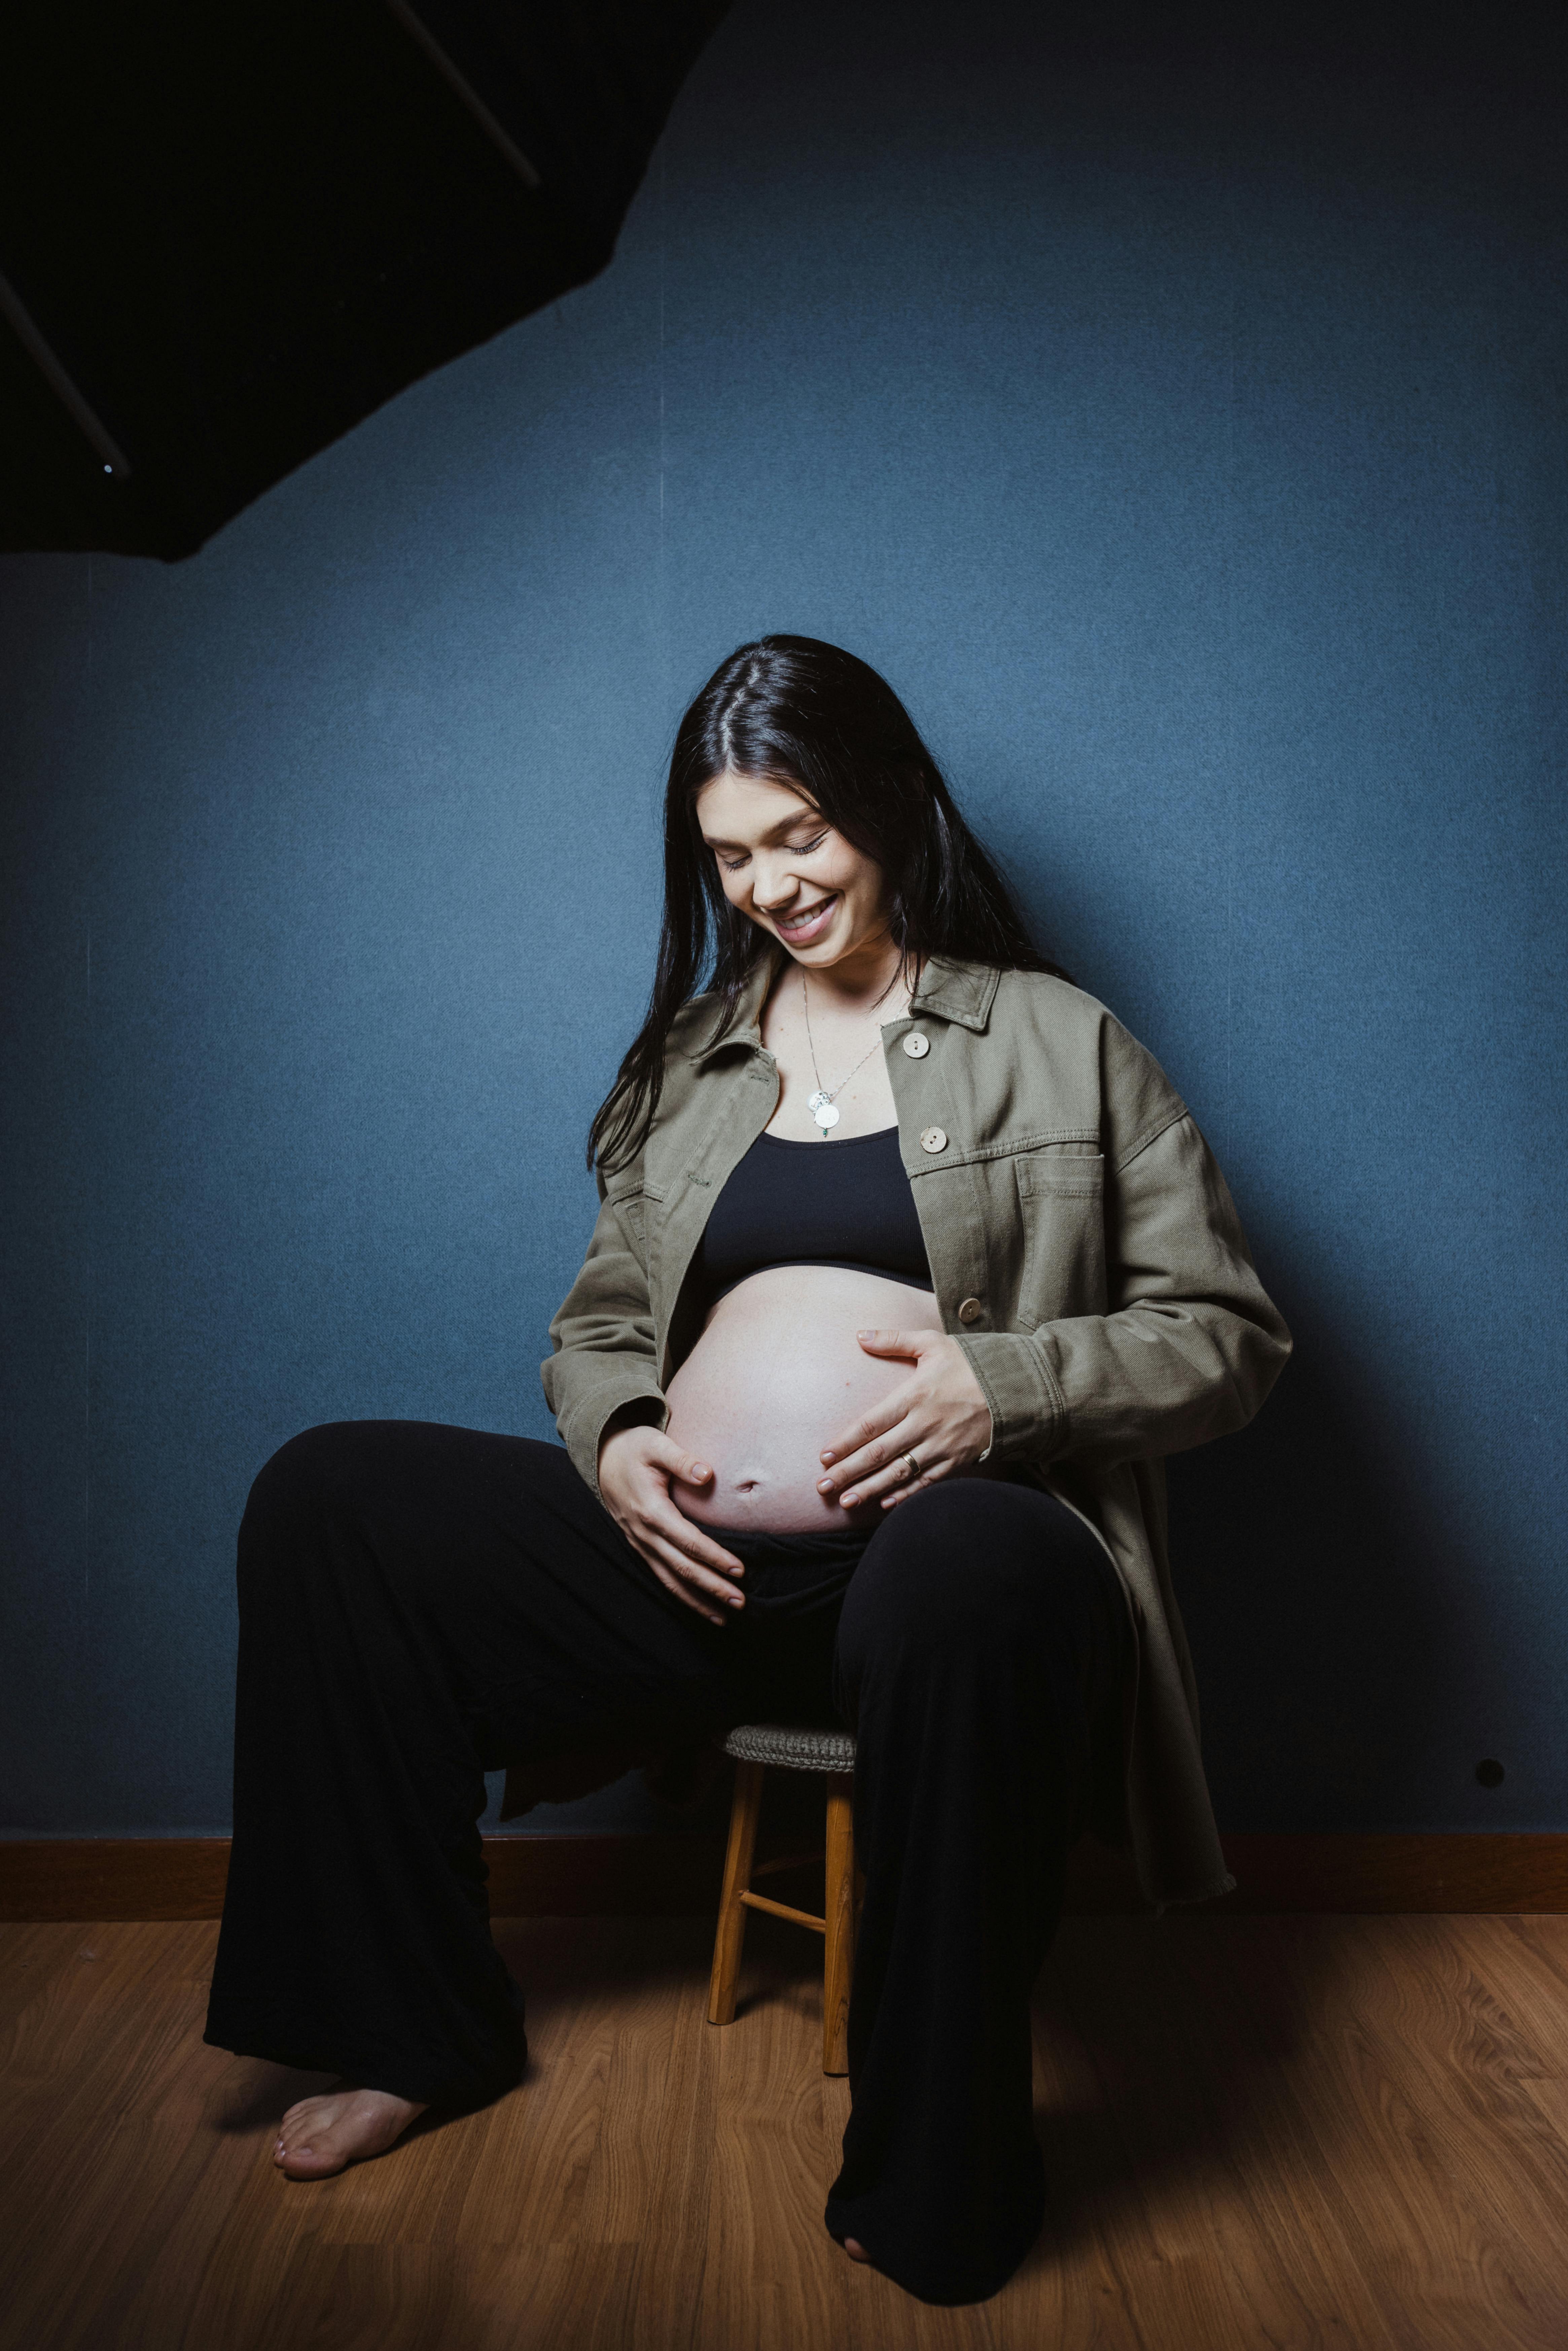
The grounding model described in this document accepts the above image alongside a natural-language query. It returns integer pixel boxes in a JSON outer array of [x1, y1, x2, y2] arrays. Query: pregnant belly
[[664, 1265, 948, 1534]]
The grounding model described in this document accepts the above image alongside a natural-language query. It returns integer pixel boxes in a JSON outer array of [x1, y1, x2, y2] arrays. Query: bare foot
[[273, 2085, 428, 2179]]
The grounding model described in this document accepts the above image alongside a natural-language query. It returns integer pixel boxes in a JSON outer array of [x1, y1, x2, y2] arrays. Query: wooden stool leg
[[708, 1759, 765, 2027], [822, 1773, 855, 2075]]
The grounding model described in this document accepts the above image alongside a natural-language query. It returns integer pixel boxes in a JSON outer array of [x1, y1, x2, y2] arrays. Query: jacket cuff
[[955, 1331, 1066, 1464], [561, 1376, 669, 1499]]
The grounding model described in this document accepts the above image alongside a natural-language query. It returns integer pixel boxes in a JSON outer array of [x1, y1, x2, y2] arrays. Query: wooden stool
[[706, 1722, 858, 2075]]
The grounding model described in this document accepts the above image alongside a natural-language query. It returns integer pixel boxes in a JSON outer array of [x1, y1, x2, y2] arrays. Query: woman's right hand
[[597, 1422, 746, 1625]]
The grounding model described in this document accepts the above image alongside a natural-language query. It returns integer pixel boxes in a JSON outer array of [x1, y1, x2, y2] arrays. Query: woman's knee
[[243, 1421, 376, 1532], [839, 1479, 1115, 1675]]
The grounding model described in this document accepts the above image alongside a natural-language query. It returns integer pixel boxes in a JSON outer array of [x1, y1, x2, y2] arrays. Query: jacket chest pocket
[[1015, 1152, 1107, 1321]]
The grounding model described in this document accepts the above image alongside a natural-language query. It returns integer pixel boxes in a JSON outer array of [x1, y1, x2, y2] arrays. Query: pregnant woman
[[204, 635, 1290, 2306]]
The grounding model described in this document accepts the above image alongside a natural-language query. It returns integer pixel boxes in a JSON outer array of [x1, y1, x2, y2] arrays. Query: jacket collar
[[908, 955, 1000, 1033], [686, 951, 778, 1061], [688, 949, 997, 1061]]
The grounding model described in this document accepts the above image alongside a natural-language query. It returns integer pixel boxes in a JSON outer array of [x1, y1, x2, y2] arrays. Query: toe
[[278, 2141, 345, 2180]]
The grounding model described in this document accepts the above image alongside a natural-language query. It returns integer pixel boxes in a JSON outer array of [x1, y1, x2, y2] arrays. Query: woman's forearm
[[541, 1185, 667, 1493]]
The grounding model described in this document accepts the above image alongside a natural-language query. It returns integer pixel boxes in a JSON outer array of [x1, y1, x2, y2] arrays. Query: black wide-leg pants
[[204, 1421, 1129, 2306]]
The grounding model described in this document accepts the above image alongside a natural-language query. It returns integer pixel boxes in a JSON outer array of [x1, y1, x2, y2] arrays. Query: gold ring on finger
[[903, 1452, 920, 1481]]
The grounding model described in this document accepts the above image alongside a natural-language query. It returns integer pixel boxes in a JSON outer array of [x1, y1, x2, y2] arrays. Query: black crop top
[[694, 1125, 934, 1309]]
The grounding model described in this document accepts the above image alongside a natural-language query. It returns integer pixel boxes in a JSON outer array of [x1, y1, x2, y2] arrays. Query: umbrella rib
[[382, 0, 543, 192], [0, 274, 133, 479]]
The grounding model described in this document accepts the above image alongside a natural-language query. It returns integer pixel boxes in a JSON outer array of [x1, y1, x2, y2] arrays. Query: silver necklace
[[801, 966, 903, 1135]]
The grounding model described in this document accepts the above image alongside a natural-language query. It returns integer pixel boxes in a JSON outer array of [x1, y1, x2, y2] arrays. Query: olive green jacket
[[542, 953, 1291, 1907]]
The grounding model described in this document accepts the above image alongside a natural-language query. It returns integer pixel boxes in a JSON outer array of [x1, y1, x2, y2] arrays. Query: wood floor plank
[[1010, 1948, 1157, 2351], [333, 1917, 714, 2263], [1260, 1918, 1568, 2351], [0, 1985, 229, 2320], [142, 2127, 334, 2351], [572, 1920, 713, 2244], [1355, 1917, 1568, 2231], [0, 1924, 83, 2045], [109, 2063, 331, 2351], [570, 1924, 718, 2350], [456, 2242, 645, 2351], [1031, 1919, 1404, 2349], [1446, 1917, 1568, 2076], [1034, 1918, 1297, 2342], [1520, 2076, 1568, 2140], [1247, 1922, 1497, 2348], [1149, 1918, 1411, 2351], [11, 1913, 1568, 2351], [696, 1917, 854, 2351], [244, 2244, 460, 2351], [468, 1918, 618, 2250], [0, 2120, 197, 2351], [1493, 1915, 1568, 2005], [3, 1922, 194, 2090]]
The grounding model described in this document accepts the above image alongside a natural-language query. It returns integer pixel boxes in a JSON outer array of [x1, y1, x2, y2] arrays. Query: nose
[[752, 856, 803, 914]]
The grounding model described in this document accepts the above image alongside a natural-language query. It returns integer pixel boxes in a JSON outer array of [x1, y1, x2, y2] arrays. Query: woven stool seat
[[720, 1721, 857, 1775]]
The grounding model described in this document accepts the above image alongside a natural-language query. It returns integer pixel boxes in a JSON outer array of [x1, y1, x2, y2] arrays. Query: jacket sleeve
[[540, 1173, 670, 1498], [957, 1085, 1291, 1470]]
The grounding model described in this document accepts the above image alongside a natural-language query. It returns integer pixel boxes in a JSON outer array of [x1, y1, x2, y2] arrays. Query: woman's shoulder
[[949, 962, 1190, 1150], [667, 990, 724, 1053], [992, 964, 1104, 1021], [927, 958, 1120, 1048], [981, 964, 1155, 1056], [663, 991, 748, 1079]]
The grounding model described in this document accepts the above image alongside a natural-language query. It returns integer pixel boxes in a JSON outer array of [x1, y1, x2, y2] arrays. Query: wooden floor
[[4, 1910, 1568, 2351]]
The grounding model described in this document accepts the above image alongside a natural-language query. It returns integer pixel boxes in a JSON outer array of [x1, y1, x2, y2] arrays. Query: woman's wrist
[[598, 1397, 665, 1452]]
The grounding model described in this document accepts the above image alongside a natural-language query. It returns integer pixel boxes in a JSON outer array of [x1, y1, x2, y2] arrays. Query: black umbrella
[[0, 0, 727, 560]]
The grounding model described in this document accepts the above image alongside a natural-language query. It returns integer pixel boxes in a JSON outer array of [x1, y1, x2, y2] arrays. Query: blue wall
[[2, 3, 1563, 1837]]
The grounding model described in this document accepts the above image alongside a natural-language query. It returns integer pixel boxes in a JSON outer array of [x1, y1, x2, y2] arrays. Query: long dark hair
[[588, 635, 1069, 1172]]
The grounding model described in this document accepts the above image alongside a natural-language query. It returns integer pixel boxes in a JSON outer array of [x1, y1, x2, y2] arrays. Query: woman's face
[[694, 770, 891, 969]]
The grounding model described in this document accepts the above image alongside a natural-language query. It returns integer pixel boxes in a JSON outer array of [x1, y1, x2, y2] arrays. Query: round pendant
[[813, 1100, 841, 1131], [807, 1091, 832, 1113]]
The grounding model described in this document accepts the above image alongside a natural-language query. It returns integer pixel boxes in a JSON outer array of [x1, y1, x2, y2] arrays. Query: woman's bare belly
[[665, 1265, 950, 1534]]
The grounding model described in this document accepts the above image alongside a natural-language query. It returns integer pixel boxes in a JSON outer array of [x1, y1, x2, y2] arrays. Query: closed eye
[[718, 833, 827, 872]]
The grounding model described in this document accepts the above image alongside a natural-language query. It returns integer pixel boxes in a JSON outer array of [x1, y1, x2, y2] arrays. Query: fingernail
[[843, 1493, 859, 1507], [817, 1478, 834, 1493], [856, 1330, 872, 1340], [729, 1593, 744, 1607], [693, 1463, 711, 1479], [820, 1451, 836, 1464]]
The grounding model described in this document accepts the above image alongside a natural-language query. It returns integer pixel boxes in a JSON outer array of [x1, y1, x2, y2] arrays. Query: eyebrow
[[699, 808, 824, 852]]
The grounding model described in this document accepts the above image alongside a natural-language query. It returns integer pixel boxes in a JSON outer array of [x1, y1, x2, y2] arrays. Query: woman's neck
[[797, 935, 914, 1019]]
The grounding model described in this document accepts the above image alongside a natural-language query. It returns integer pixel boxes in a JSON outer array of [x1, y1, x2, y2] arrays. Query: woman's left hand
[[817, 1329, 994, 1511]]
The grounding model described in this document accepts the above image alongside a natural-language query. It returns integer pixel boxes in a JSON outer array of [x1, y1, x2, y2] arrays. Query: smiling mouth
[[776, 894, 837, 935]]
